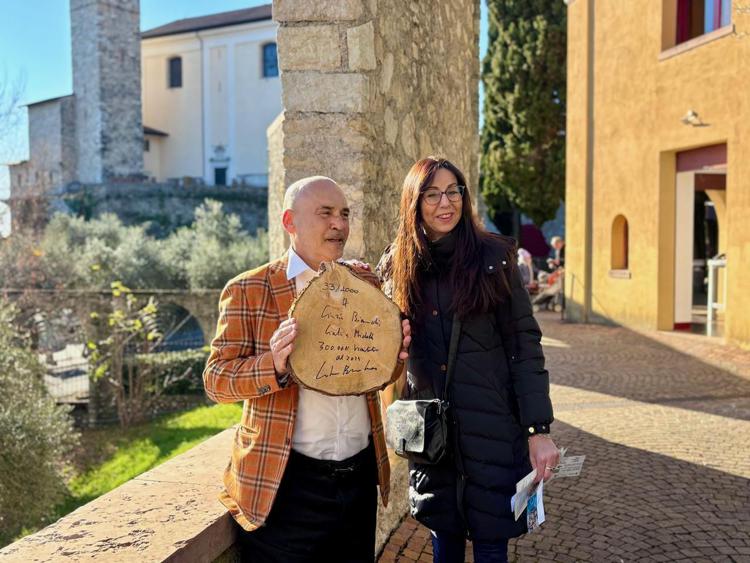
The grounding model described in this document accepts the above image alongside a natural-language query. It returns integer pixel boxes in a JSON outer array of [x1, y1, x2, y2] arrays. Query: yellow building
[[565, 0, 750, 346]]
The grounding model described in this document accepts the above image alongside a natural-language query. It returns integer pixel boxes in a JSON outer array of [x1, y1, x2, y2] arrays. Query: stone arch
[[154, 302, 205, 351], [153, 290, 221, 345]]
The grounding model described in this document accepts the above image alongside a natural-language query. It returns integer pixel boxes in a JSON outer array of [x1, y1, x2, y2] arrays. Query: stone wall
[[70, 0, 144, 182], [368, 0, 481, 261], [26, 101, 64, 188], [270, 0, 480, 264], [61, 182, 268, 238], [9, 97, 76, 197], [60, 95, 78, 184], [0, 429, 239, 561], [267, 113, 289, 260], [0, 426, 410, 560], [8, 96, 78, 232]]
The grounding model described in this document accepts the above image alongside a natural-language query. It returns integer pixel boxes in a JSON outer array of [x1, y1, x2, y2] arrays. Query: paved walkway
[[379, 312, 750, 562]]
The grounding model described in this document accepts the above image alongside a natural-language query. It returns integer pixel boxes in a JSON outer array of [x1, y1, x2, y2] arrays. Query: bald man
[[203, 177, 410, 562]]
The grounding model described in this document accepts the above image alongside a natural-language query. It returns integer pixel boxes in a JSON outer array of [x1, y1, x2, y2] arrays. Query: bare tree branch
[[0, 69, 27, 161]]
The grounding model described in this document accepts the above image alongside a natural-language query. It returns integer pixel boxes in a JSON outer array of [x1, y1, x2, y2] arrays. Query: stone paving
[[379, 312, 750, 562]]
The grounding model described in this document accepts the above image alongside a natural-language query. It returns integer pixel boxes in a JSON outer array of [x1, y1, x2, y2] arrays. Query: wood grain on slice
[[288, 262, 402, 396]]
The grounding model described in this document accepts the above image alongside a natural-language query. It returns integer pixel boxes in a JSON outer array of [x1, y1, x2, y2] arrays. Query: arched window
[[168, 56, 182, 88], [262, 42, 278, 78], [611, 215, 629, 270]]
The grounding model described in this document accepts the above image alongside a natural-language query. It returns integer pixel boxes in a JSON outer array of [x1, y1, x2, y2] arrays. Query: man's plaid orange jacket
[[203, 253, 391, 531]]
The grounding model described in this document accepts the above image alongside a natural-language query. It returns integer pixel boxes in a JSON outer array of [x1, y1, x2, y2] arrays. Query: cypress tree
[[481, 0, 567, 227]]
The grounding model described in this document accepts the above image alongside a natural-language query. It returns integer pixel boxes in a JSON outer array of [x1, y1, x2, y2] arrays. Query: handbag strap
[[443, 314, 462, 400]]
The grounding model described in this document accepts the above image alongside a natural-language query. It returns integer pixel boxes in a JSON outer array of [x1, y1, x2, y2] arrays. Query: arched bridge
[[1, 288, 221, 345]]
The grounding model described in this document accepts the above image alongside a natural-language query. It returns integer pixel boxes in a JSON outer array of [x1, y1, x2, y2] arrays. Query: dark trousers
[[240, 441, 378, 563], [431, 531, 509, 563]]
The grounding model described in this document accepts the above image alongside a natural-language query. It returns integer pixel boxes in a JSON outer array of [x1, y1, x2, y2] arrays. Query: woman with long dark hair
[[379, 157, 559, 563]]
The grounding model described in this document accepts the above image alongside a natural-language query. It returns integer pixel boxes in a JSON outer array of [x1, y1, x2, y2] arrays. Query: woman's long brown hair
[[389, 156, 513, 319]]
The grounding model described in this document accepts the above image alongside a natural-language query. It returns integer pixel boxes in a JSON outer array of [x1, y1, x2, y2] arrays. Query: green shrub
[[1, 200, 269, 291], [164, 200, 269, 289], [42, 214, 176, 290], [0, 299, 78, 546], [0, 229, 52, 289], [133, 347, 210, 395]]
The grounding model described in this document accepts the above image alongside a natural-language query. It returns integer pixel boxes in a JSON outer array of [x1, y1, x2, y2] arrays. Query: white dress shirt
[[286, 247, 371, 461]]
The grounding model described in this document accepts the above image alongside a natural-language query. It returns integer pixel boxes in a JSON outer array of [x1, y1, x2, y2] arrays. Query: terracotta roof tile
[[142, 4, 272, 39]]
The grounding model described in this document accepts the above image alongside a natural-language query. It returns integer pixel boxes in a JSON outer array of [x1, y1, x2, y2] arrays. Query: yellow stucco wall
[[564, 0, 592, 324], [565, 0, 750, 346]]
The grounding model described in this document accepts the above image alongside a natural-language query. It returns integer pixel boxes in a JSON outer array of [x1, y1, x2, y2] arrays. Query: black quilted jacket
[[401, 233, 553, 542]]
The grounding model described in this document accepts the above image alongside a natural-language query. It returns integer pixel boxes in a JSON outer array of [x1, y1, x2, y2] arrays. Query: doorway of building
[[691, 189, 721, 329], [674, 144, 727, 336]]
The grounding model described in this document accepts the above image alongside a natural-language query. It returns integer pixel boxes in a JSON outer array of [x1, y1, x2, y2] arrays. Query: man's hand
[[271, 318, 297, 375], [529, 434, 560, 483], [398, 319, 411, 361]]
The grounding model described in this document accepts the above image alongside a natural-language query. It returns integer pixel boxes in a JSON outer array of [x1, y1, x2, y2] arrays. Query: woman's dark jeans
[[430, 531, 509, 563]]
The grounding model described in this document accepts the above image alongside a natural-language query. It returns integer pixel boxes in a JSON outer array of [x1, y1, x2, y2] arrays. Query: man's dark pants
[[240, 441, 378, 563]]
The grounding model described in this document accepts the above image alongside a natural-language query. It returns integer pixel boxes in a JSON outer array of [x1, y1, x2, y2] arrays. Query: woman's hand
[[528, 434, 560, 483], [398, 319, 412, 361]]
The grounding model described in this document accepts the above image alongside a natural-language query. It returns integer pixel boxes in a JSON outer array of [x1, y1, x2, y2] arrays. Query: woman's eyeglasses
[[421, 185, 465, 206]]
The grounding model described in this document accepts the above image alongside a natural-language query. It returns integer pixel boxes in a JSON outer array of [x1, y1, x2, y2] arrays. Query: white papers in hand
[[526, 479, 545, 532], [511, 469, 537, 521]]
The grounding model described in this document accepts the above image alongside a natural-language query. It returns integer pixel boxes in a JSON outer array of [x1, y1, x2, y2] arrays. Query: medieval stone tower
[[70, 0, 144, 182]]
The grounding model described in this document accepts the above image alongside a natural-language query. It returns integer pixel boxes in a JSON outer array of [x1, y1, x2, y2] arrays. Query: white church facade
[[140, 5, 280, 186], [8, 3, 280, 215]]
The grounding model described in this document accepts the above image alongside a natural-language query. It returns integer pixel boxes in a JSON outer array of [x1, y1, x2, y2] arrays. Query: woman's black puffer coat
[[404, 233, 553, 542]]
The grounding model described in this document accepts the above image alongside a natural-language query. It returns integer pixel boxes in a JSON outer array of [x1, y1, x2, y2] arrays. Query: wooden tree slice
[[288, 262, 402, 396]]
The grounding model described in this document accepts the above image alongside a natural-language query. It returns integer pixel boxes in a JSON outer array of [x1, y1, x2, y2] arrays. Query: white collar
[[286, 247, 314, 281]]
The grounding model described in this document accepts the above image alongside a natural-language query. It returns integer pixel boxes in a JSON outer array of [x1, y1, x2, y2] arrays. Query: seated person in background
[[546, 236, 565, 271], [517, 247, 536, 291]]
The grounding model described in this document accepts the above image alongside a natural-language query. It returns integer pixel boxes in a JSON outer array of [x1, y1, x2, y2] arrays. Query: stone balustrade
[[0, 426, 408, 562]]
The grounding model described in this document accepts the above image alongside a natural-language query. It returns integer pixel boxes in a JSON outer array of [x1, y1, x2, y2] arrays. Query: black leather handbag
[[385, 316, 461, 465]]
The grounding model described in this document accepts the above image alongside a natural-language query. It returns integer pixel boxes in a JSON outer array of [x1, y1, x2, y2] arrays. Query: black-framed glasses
[[421, 185, 465, 206]]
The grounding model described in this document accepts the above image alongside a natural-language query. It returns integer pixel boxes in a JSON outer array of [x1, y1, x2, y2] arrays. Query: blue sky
[[0, 1, 488, 205]]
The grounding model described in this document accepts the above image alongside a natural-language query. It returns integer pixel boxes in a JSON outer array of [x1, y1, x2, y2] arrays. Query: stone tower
[[70, 0, 144, 182]]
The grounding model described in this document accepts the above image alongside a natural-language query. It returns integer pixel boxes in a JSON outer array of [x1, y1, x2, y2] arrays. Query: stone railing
[[0, 427, 408, 562]]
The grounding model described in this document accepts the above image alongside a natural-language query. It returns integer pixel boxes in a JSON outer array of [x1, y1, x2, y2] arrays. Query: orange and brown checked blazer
[[203, 253, 391, 531]]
